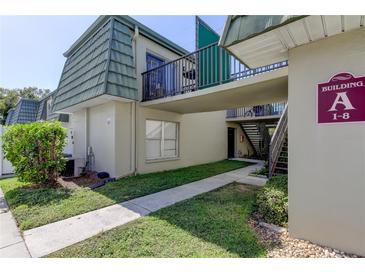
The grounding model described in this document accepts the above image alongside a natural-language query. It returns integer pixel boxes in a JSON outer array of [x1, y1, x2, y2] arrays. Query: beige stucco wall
[[136, 106, 228, 174], [226, 122, 254, 158], [82, 102, 230, 177], [288, 28, 365, 256], [88, 101, 117, 177], [114, 101, 135, 178]]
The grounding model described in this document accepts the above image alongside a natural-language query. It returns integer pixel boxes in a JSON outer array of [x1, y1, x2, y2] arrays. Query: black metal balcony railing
[[226, 102, 286, 119], [142, 42, 288, 101]]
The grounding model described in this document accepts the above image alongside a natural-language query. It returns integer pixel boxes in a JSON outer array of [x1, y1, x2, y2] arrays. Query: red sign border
[[316, 71, 365, 125]]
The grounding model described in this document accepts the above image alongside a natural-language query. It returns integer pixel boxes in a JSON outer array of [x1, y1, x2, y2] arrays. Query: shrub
[[2, 121, 67, 185], [256, 175, 288, 226], [251, 166, 269, 177]]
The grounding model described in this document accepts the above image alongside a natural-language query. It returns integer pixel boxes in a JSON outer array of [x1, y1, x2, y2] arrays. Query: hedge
[[255, 175, 288, 226], [2, 121, 67, 185]]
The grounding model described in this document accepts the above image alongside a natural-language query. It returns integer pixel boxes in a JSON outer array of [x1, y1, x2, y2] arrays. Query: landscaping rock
[[249, 218, 363, 258], [57, 177, 79, 189], [259, 221, 286, 233]]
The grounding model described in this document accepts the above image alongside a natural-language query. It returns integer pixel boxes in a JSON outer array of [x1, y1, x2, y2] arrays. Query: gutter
[[132, 26, 139, 175]]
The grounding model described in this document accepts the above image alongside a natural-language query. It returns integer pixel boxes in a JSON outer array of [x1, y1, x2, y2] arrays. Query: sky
[[0, 15, 226, 90]]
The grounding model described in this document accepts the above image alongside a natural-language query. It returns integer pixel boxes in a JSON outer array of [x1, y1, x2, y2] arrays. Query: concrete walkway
[[19, 162, 265, 257], [0, 189, 30, 258]]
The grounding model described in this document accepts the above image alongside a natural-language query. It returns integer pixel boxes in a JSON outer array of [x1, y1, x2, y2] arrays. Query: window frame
[[145, 119, 179, 161]]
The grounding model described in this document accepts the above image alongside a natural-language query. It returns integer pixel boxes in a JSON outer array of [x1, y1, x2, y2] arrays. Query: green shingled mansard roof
[[38, 91, 70, 122], [5, 98, 39, 125], [219, 15, 306, 48], [5, 108, 15, 125], [53, 16, 189, 112], [5, 93, 69, 125]]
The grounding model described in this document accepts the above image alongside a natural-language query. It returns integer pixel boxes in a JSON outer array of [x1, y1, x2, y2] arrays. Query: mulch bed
[[248, 218, 362, 258], [58, 172, 102, 189]]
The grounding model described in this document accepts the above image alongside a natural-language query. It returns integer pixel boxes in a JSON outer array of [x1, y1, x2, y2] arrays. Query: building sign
[[317, 72, 365, 124]]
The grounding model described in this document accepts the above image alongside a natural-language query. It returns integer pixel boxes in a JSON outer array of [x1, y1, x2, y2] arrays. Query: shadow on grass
[[48, 183, 267, 258], [94, 160, 253, 202], [5, 160, 251, 210], [147, 183, 267, 258], [4, 185, 72, 208], [2, 160, 254, 232]]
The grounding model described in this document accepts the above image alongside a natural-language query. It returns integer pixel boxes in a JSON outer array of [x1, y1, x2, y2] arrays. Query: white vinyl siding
[[146, 120, 178, 160]]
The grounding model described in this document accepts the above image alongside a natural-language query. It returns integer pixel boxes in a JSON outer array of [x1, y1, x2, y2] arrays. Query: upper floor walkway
[[226, 102, 286, 122], [140, 42, 288, 113]]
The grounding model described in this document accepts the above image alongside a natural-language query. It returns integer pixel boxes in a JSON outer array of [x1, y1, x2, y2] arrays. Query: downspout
[[132, 26, 139, 175], [85, 108, 89, 159]]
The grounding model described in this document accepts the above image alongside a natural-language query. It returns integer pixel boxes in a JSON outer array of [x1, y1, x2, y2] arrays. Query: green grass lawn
[[0, 160, 251, 230], [48, 183, 267, 258]]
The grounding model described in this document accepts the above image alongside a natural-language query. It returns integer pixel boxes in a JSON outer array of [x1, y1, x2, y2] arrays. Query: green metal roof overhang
[[219, 15, 364, 68], [219, 15, 305, 49]]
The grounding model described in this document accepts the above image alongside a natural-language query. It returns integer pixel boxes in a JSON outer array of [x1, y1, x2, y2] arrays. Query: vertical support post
[[219, 47, 223, 84], [195, 51, 199, 91]]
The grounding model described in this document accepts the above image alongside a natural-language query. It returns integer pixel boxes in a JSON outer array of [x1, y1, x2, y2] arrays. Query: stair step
[[273, 172, 288, 176], [274, 167, 288, 171]]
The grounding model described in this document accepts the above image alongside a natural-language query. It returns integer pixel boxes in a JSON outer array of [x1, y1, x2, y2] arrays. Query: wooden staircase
[[240, 123, 271, 159], [273, 136, 288, 175], [269, 104, 288, 177], [240, 123, 262, 157]]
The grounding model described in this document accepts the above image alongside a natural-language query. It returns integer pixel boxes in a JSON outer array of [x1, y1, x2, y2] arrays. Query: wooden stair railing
[[269, 103, 288, 177]]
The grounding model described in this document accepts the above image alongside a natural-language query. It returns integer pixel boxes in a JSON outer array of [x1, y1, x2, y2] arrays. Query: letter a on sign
[[317, 73, 365, 123], [328, 92, 356, 111]]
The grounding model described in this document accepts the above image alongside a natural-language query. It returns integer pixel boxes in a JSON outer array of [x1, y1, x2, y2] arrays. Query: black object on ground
[[97, 172, 110, 179]]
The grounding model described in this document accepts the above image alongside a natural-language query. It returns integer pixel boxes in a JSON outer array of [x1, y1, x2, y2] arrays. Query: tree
[[2, 121, 67, 185], [0, 87, 51, 124]]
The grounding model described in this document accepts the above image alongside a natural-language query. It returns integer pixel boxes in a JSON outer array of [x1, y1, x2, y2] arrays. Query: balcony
[[142, 42, 288, 102], [226, 102, 286, 121]]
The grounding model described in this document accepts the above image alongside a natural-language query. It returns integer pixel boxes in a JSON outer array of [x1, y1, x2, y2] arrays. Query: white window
[[145, 120, 178, 160]]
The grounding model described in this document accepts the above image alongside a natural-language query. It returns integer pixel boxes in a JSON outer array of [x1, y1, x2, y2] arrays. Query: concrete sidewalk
[[22, 162, 265, 257], [0, 189, 30, 258]]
